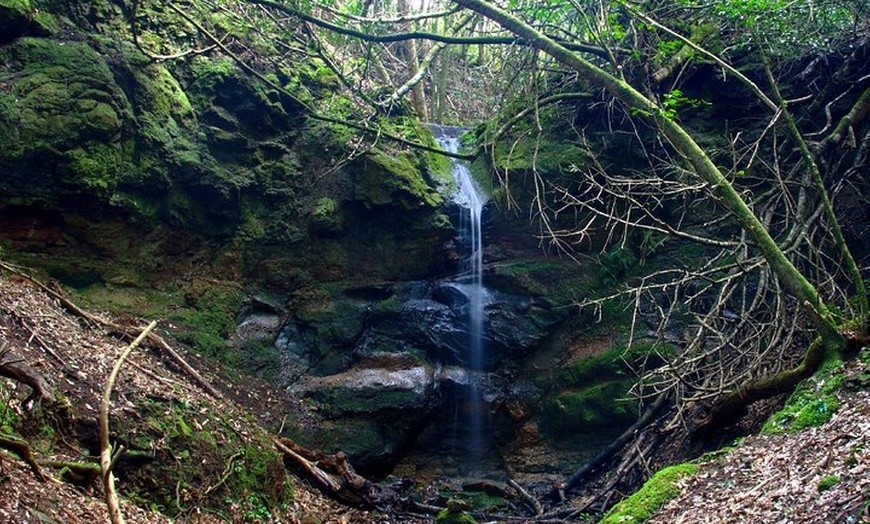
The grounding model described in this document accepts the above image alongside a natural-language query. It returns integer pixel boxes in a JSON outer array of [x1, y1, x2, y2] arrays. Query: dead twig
[[507, 478, 543, 516]]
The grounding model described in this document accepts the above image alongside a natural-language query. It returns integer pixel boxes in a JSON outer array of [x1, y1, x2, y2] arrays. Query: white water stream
[[434, 128, 489, 461]]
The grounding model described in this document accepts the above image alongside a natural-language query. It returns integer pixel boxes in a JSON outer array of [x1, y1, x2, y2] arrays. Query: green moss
[[171, 283, 245, 360], [30, 9, 58, 34], [600, 463, 698, 524], [490, 133, 590, 174], [357, 149, 443, 208], [65, 142, 131, 193], [817, 475, 840, 492], [3, 38, 128, 154], [762, 358, 845, 434], [310, 197, 344, 233], [546, 342, 670, 388], [0, 0, 30, 11], [539, 379, 637, 436], [131, 59, 200, 165], [489, 257, 596, 306]]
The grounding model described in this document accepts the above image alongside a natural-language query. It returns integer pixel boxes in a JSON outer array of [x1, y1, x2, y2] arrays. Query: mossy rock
[[536, 342, 669, 394], [599, 463, 698, 524], [353, 148, 443, 209], [489, 131, 591, 176], [0, 37, 129, 158], [436, 508, 479, 524], [539, 379, 637, 436], [1, 0, 59, 37]]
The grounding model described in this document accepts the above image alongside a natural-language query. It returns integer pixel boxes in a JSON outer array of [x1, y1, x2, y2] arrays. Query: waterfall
[[433, 126, 488, 463]]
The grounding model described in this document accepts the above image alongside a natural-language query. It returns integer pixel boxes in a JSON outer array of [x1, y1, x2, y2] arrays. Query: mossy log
[[690, 337, 832, 436], [0, 433, 45, 480]]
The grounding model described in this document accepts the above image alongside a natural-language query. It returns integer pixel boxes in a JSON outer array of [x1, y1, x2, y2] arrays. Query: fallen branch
[[100, 321, 158, 524], [0, 433, 46, 481], [0, 340, 54, 405], [508, 478, 543, 516], [145, 333, 222, 399], [558, 391, 669, 496], [273, 436, 388, 508], [272, 436, 341, 492]]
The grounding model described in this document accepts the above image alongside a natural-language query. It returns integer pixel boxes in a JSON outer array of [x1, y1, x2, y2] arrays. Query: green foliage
[[598, 246, 639, 286], [663, 89, 708, 119], [0, 382, 20, 434], [655, 39, 684, 62], [600, 463, 698, 524], [632, 89, 708, 120], [817, 475, 840, 492], [692, 0, 860, 55], [763, 358, 845, 433]]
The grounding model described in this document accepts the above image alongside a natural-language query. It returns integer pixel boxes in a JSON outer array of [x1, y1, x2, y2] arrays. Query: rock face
[[0, 0, 647, 481], [262, 265, 577, 472], [0, 2, 455, 286]]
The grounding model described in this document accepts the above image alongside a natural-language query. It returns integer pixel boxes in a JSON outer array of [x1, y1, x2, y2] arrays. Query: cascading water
[[433, 126, 489, 463]]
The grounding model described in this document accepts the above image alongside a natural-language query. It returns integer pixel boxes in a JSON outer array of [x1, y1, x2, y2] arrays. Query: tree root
[[0, 340, 54, 406], [0, 434, 46, 481]]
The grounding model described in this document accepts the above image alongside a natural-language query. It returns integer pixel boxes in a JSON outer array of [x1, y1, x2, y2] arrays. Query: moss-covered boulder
[[0, 0, 31, 41], [0, 37, 132, 196], [0, 0, 55, 42]]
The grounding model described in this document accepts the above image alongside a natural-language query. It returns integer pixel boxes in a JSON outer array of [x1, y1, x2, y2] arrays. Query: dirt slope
[[0, 269, 386, 523], [647, 377, 869, 523]]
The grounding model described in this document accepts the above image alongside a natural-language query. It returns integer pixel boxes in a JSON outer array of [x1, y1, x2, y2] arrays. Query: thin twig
[[100, 320, 158, 524]]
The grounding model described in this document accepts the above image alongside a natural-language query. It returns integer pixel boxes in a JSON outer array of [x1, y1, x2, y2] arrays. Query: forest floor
[[646, 382, 869, 524], [0, 266, 868, 524], [0, 269, 406, 524]]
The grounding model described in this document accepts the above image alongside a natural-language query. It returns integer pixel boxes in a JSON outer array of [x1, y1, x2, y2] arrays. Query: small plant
[[817, 475, 840, 492], [598, 246, 638, 286]]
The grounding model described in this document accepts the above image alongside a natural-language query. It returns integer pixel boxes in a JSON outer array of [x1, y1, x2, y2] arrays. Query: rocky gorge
[[0, 0, 647, 488], [1, 0, 868, 522]]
